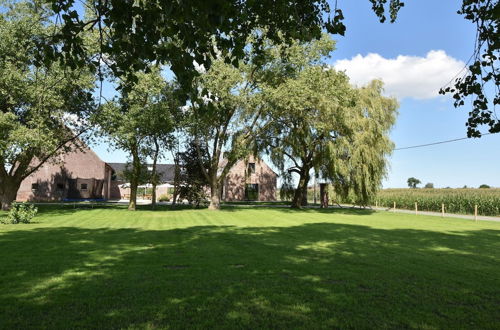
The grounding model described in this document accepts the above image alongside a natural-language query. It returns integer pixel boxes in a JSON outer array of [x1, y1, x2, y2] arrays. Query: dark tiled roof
[[107, 163, 175, 183]]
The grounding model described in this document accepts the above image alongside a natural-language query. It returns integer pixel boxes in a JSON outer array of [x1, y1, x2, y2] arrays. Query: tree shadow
[[220, 205, 376, 216], [0, 222, 499, 328]]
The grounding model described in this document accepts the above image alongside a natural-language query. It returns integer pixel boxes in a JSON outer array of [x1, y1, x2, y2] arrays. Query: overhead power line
[[394, 132, 496, 150]]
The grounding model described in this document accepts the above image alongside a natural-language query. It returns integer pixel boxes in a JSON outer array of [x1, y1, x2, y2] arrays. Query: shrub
[[158, 194, 170, 202], [4, 202, 38, 224], [479, 184, 490, 189]]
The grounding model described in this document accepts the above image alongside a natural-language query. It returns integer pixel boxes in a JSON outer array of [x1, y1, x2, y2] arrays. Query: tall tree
[[262, 37, 397, 208], [407, 177, 421, 189], [0, 1, 95, 210], [327, 81, 398, 205], [186, 58, 264, 210], [264, 66, 356, 208], [97, 68, 176, 210], [185, 33, 339, 210], [145, 84, 179, 209], [177, 141, 210, 207]]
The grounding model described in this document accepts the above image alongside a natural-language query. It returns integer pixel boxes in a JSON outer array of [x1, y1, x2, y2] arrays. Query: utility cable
[[394, 132, 496, 150]]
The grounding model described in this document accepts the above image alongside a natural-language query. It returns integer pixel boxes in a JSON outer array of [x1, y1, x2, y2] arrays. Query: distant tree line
[[407, 178, 492, 189]]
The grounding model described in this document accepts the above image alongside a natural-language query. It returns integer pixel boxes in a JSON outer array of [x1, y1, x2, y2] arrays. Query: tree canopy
[[407, 177, 421, 189], [440, 0, 499, 137], [184, 53, 266, 210], [0, 1, 95, 210], [37, 0, 498, 136], [261, 36, 398, 208], [96, 67, 177, 210]]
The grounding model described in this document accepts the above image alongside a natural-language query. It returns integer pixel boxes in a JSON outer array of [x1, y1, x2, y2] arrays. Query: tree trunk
[[291, 167, 310, 209], [208, 182, 221, 210], [0, 180, 21, 211], [151, 139, 160, 209], [151, 183, 157, 209], [128, 148, 141, 211], [320, 183, 329, 208], [128, 184, 137, 211], [171, 154, 181, 206]]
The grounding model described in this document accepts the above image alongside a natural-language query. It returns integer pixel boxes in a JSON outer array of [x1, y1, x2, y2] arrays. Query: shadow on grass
[[218, 205, 376, 216], [1, 220, 499, 329], [28, 203, 376, 219], [29, 203, 210, 217]]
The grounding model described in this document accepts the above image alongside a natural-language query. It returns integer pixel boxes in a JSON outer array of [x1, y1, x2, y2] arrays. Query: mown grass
[[1, 205, 499, 329]]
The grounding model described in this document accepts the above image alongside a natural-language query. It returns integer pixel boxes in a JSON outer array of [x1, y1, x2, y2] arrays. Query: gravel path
[[369, 206, 500, 222]]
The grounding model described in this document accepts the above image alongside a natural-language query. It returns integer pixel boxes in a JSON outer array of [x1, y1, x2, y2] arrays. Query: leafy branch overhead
[[41, 0, 404, 85], [41, 0, 498, 136], [439, 0, 499, 136]]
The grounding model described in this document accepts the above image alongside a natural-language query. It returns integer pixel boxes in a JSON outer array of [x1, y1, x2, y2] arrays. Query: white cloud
[[333, 50, 465, 100]]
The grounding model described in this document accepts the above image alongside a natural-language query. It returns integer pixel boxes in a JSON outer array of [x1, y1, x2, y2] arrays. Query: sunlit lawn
[[1, 205, 499, 329]]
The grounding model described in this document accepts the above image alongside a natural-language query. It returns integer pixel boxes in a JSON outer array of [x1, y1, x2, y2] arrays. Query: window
[[248, 162, 256, 174], [111, 171, 117, 181], [56, 183, 65, 191], [244, 184, 259, 201], [31, 183, 39, 191], [80, 183, 88, 190]]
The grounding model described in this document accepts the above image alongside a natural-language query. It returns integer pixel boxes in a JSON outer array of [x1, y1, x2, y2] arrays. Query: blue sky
[[92, 0, 500, 188]]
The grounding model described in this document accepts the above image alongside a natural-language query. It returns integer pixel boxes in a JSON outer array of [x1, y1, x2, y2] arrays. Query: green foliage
[[177, 142, 210, 207], [41, 0, 358, 88], [440, 0, 499, 136], [328, 80, 398, 205], [263, 35, 397, 207], [479, 184, 490, 189], [278, 173, 296, 201], [375, 188, 500, 216], [184, 38, 281, 208], [37, 0, 497, 136], [424, 183, 434, 189], [97, 68, 176, 152], [407, 177, 421, 189], [158, 194, 170, 202], [96, 67, 178, 210], [0, 1, 96, 209], [3, 202, 38, 224]]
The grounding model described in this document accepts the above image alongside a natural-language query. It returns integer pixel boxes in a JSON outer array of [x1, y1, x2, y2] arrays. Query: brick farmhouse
[[16, 145, 277, 202]]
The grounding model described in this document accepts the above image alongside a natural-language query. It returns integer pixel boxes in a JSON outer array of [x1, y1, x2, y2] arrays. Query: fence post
[[393, 201, 396, 212], [474, 205, 478, 222], [441, 203, 444, 217], [415, 202, 418, 215]]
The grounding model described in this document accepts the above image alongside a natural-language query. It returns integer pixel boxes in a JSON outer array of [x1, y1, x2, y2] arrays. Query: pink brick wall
[[17, 145, 109, 202], [223, 156, 277, 201]]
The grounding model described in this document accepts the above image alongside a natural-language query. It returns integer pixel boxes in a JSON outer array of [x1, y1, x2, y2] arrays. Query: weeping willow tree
[[326, 80, 398, 206], [264, 66, 358, 208], [262, 35, 398, 208]]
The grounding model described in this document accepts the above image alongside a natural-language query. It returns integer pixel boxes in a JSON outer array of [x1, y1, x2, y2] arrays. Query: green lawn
[[1, 205, 499, 329]]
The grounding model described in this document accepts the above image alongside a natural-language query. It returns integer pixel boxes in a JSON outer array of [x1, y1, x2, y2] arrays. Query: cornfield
[[375, 188, 500, 216]]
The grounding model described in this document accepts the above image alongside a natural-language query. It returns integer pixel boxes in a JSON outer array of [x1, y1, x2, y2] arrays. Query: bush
[[479, 184, 490, 189], [3, 202, 38, 224], [158, 194, 170, 202]]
